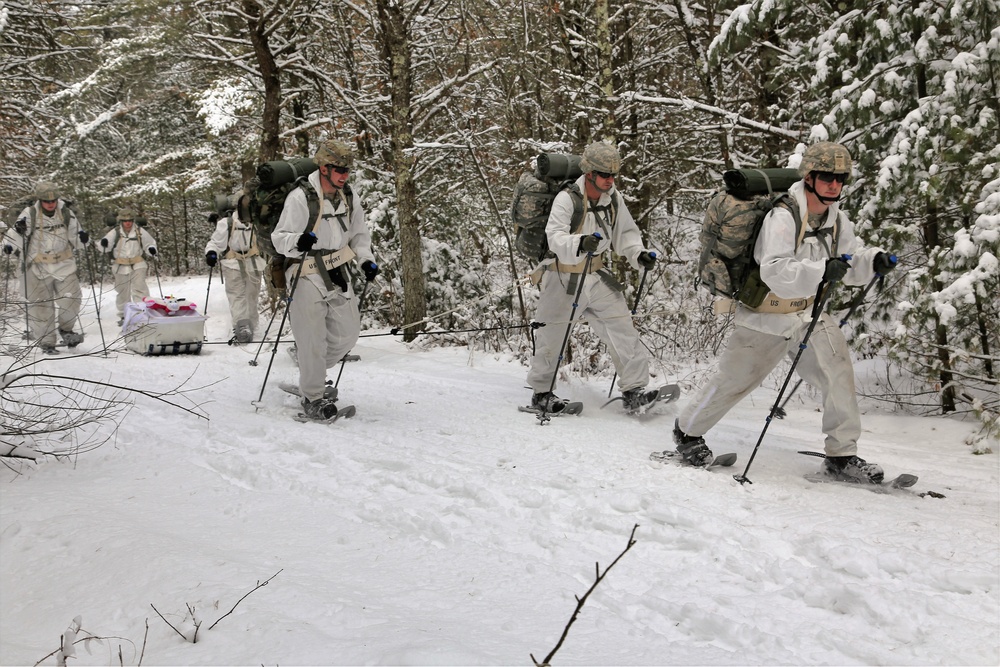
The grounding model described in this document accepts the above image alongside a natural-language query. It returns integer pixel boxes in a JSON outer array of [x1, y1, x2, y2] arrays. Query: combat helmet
[[34, 181, 60, 201], [579, 142, 622, 175], [798, 142, 853, 178], [314, 140, 354, 169], [117, 208, 136, 222]]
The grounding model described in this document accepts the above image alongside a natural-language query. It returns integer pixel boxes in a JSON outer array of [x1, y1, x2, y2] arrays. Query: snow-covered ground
[[2, 274, 998, 666]]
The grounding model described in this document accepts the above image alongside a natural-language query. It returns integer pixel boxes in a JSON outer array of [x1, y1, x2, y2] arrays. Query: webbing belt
[[714, 294, 815, 315], [288, 246, 356, 276], [529, 255, 605, 286], [33, 250, 73, 264]]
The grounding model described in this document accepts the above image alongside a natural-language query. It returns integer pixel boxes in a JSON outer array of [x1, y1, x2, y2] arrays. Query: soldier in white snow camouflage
[[672, 142, 900, 483]]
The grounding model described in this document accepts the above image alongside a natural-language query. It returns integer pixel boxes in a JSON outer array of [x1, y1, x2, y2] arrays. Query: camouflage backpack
[[697, 168, 809, 309], [511, 153, 618, 263]]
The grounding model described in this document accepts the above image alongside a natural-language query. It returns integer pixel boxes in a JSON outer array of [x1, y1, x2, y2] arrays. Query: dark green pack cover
[[697, 168, 800, 308]]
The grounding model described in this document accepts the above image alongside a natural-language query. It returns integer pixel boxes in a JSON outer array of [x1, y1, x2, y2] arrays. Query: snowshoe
[[294, 403, 356, 424], [671, 419, 714, 467], [279, 381, 339, 401], [823, 454, 885, 485], [649, 449, 737, 469], [518, 392, 583, 417], [235, 319, 253, 344], [602, 384, 680, 414], [59, 330, 83, 348]]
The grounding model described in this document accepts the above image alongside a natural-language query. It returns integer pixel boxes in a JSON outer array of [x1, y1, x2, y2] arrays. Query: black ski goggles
[[326, 164, 351, 175], [592, 170, 617, 179]]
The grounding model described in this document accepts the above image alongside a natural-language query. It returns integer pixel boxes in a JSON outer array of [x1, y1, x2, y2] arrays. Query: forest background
[[1, 0, 997, 444]]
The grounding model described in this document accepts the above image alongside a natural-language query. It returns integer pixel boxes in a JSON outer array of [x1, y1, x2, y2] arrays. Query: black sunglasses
[[40, 199, 58, 204], [326, 164, 351, 175], [592, 170, 617, 179], [815, 171, 848, 184]]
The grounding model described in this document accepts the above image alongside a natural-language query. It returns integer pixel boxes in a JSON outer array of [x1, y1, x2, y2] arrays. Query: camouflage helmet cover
[[799, 142, 853, 177], [579, 142, 622, 175], [314, 140, 354, 169], [117, 208, 136, 222], [34, 181, 60, 201]]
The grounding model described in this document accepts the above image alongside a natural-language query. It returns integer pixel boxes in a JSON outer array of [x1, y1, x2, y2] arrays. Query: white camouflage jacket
[[739, 180, 883, 337]]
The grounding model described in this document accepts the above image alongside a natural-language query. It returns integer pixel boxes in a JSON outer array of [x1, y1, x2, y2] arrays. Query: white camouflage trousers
[[676, 314, 861, 457], [288, 279, 360, 402], [526, 269, 649, 395], [113, 267, 149, 318], [221, 261, 262, 333], [26, 271, 82, 346]]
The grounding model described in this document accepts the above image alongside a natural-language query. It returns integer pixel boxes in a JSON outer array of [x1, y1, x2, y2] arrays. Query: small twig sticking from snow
[[531, 524, 639, 666], [209, 569, 283, 630], [186, 604, 201, 643], [138, 619, 148, 667], [150, 603, 189, 642]]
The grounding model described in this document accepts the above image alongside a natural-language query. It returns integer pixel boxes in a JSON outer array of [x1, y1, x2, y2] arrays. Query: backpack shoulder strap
[[565, 183, 586, 234], [771, 193, 808, 251], [299, 180, 322, 235]]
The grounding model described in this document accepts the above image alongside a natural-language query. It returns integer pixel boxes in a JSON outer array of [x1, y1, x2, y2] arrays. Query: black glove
[[100, 238, 109, 248], [873, 252, 897, 275], [362, 260, 379, 282], [78, 230, 89, 244], [2, 245, 12, 255], [296, 232, 318, 252], [638, 250, 657, 270], [578, 233, 601, 255], [14, 219, 26, 235], [823, 256, 850, 283], [147, 247, 157, 256], [206, 251, 218, 267]]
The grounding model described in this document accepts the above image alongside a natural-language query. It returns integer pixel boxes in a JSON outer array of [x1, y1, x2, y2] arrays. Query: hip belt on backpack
[[287, 246, 356, 276], [115, 255, 144, 266], [33, 249, 73, 264], [529, 256, 605, 286], [714, 293, 815, 316]]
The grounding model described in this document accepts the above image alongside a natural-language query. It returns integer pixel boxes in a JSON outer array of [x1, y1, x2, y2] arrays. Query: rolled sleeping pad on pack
[[256, 157, 318, 189], [723, 168, 800, 200], [536, 153, 583, 182]]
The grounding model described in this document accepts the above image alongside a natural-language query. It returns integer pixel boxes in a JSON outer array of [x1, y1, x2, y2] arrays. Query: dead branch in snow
[[531, 524, 639, 666], [32, 615, 138, 667], [1, 311, 213, 467], [151, 570, 283, 644], [209, 569, 283, 630]]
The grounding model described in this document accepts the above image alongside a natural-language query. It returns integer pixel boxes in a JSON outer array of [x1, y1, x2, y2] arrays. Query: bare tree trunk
[[595, 0, 615, 141], [244, 0, 282, 162], [376, 0, 425, 341]]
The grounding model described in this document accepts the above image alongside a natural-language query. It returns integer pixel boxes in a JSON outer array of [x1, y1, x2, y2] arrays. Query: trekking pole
[[608, 257, 654, 397], [20, 231, 29, 336], [537, 245, 597, 426], [734, 265, 846, 486], [150, 254, 163, 298], [773, 272, 884, 419], [250, 300, 282, 367], [204, 265, 214, 317], [254, 249, 311, 408], [84, 244, 108, 356], [330, 277, 373, 391]]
